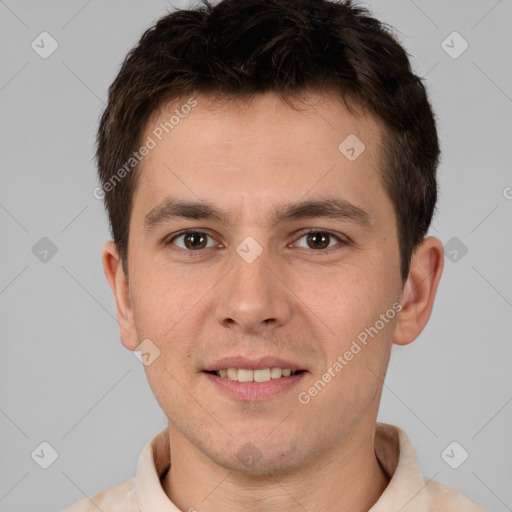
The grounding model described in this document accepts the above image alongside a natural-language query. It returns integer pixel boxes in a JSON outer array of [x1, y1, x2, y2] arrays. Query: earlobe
[[101, 241, 140, 350], [393, 236, 444, 346]]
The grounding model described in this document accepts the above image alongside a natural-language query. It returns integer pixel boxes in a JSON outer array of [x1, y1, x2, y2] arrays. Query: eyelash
[[165, 229, 348, 256]]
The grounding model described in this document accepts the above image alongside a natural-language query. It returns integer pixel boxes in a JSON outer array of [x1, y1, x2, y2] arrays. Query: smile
[[203, 369, 306, 401], [207, 368, 302, 382]]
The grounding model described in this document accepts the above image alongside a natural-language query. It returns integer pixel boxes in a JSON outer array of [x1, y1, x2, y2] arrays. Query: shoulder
[[375, 423, 486, 512], [426, 478, 487, 511], [61, 476, 137, 512]]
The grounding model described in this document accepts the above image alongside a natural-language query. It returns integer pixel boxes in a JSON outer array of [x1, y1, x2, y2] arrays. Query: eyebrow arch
[[144, 196, 372, 231]]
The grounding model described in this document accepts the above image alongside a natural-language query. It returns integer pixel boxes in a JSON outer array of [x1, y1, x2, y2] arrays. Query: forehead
[[145, 90, 382, 154], [132, 90, 391, 229]]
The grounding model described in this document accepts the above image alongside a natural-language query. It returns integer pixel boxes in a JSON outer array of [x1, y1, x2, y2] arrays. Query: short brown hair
[[96, 0, 440, 281]]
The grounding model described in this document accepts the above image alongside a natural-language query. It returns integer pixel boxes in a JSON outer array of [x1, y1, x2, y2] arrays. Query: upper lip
[[204, 356, 305, 372]]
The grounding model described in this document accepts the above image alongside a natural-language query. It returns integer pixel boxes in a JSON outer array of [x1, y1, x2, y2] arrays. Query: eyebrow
[[143, 196, 372, 231]]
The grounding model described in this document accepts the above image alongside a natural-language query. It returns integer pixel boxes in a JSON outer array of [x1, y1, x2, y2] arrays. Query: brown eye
[[294, 230, 345, 251], [168, 231, 215, 251], [306, 232, 330, 249]]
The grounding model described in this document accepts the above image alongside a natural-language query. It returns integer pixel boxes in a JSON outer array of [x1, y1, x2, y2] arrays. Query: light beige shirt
[[63, 423, 485, 511]]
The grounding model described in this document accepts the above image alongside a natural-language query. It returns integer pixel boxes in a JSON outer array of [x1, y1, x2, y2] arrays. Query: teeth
[[237, 369, 253, 382], [214, 367, 298, 382], [254, 368, 271, 382], [270, 367, 283, 379]]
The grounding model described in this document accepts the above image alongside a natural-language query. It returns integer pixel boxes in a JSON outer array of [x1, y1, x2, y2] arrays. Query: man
[[65, 0, 485, 510]]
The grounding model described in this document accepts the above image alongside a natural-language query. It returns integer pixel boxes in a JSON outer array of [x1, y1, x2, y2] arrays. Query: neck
[[162, 423, 390, 512]]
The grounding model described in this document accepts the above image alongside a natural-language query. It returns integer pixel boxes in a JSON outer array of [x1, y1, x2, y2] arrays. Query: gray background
[[1, 0, 511, 511]]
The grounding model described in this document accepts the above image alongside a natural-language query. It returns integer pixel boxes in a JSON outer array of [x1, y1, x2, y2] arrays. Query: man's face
[[123, 91, 404, 473]]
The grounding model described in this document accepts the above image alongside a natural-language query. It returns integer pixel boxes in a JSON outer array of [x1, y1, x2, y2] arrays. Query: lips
[[203, 355, 306, 372], [202, 355, 308, 400], [203, 367, 306, 400]]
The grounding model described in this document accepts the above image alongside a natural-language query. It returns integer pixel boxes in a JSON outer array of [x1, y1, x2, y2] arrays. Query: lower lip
[[203, 371, 307, 401]]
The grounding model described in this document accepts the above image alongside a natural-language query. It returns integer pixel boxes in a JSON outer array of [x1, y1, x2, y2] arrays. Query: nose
[[214, 244, 293, 334]]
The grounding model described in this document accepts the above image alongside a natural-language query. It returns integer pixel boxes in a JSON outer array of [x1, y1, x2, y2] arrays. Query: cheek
[[303, 255, 398, 366], [130, 263, 208, 372], [310, 262, 383, 325], [142, 360, 189, 430], [130, 257, 194, 332]]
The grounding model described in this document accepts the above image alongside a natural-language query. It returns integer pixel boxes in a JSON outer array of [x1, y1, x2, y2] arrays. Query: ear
[[102, 241, 140, 350], [393, 236, 444, 346]]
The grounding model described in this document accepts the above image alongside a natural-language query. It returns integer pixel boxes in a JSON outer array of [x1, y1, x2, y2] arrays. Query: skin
[[103, 90, 444, 512]]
